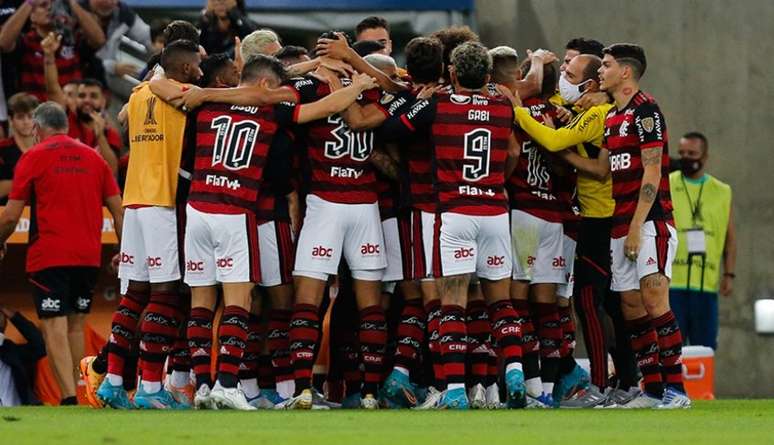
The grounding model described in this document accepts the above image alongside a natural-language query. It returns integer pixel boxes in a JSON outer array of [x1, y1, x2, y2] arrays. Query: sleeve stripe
[[292, 105, 301, 123], [400, 114, 415, 132]]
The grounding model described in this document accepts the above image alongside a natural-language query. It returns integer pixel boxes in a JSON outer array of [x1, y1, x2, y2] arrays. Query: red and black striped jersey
[[384, 91, 514, 216], [187, 102, 297, 215], [603, 91, 673, 238], [19, 31, 83, 101], [287, 76, 388, 204], [377, 88, 419, 218], [255, 130, 295, 223], [508, 97, 565, 223]]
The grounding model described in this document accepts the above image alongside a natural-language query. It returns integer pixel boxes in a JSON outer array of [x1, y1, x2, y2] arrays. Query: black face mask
[[680, 157, 703, 176]]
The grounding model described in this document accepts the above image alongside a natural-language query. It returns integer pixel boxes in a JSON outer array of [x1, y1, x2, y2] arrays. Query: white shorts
[[557, 235, 577, 299], [610, 220, 678, 292], [511, 209, 566, 284], [183, 204, 260, 286], [382, 216, 412, 283], [435, 212, 512, 280], [293, 194, 386, 281], [257, 220, 295, 288], [118, 206, 181, 283], [411, 210, 436, 281]]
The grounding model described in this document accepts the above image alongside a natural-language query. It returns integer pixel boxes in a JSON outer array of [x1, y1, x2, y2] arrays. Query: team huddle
[[77, 18, 690, 411]]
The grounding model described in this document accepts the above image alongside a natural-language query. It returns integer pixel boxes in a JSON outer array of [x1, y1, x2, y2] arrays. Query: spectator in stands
[[355, 15, 391, 55], [240, 28, 281, 58], [149, 19, 170, 54], [0, 93, 38, 205], [80, 0, 152, 90], [0, 306, 46, 406], [276, 45, 310, 66], [0, 102, 123, 406], [61, 79, 80, 113], [0, 0, 106, 101], [42, 33, 120, 174], [140, 20, 200, 80], [198, 0, 256, 56], [669, 132, 737, 350]]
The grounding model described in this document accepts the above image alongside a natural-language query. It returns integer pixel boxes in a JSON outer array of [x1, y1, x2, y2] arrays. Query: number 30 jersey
[[383, 92, 514, 216], [187, 102, 297, 215], [288, 76, 389, 204]]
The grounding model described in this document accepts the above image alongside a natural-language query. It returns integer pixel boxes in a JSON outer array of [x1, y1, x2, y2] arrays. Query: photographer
[[198, 0, 256, 56]]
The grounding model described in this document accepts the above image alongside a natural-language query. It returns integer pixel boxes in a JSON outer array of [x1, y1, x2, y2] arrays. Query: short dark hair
[[7, 93, 39, 117], [151, 19, 171, 43], [200, 53, 232, 87], [404, 37, 443, 84], [355, 16, 389, 36], [352, 40, 385, 57], [79, 78, 106, 91], [430, 26, 480, 82], [275, 45, 309, 62], [163, 20, 199, 46], [682, 131, 709, 153], [160, 39, 200, 71], [603, 43, 647, 79], [241, 54, 288, 85], [566, 37, 605, 58], [450, 41, 491, 90], [520, 58, 558, 99]]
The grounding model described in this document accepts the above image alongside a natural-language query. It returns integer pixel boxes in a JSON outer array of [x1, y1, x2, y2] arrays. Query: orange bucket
[[681, 346, 715, 400]]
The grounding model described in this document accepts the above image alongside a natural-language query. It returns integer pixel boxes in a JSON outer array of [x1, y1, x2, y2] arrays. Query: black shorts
[[574, 217, 613, 291], [28, 267, 99, 318]]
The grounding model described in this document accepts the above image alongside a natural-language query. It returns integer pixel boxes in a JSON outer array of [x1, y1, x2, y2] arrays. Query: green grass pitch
[[1, 400, 772, 445]]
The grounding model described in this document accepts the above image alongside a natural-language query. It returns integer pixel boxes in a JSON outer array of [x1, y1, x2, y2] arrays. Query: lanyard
[[681, 175, 704, 226]]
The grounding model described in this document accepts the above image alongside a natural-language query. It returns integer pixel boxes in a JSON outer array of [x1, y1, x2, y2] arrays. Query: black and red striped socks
[[394, 299, 426, 376], [488, 300, 523, 374], [289, 303, 320, 394], [359, 305, 388, 396], [139, 291, 180, 390], [267, 309, 293, 387], [439, 305, 467, 391], [653, 311, 685, 393], [534, 302, 562, 395], [627, 315, 663, 397], [466, 300, 491, 388], [187, 306, 214, 389], [217, 306, 250, 388], [106, 288, 149, 385], [425, 300, 445, 390]]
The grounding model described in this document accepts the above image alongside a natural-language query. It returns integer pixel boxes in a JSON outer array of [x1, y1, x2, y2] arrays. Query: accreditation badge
[[686, 228, 707, 254]]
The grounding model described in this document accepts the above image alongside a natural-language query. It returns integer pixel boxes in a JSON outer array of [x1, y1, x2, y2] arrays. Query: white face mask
[[558, 73, 592, 104]]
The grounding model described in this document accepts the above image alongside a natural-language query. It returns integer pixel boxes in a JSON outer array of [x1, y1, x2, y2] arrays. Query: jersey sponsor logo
[[487, 256, 505, 266], [609, 153, 632, 171], [407, 99, 429, 120], [646, 257, 656, 266], [360, 243, 381, 255], [527, 255, 536, 266], [186, 260, 205, 272], [144, 96, 158, 126], [205, 174, 242, 190], [216, 257, 234, 268], [618, 119, 630, 137], [552, 256, 566, 268], [458, 184, 495, 197], [330, 166, 364, 178], [387, 96, 408, 115], [40, 297, 61, 312], [311, 245, 333, 258], [450, 94, 471, 105], [146, 257, 162, 268], [453, 247, 475, 259], [76, 297, 90, 310], [120, 252, 134, 265]]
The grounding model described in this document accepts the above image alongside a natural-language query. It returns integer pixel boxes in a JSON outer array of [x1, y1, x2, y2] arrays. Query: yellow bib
[[123, 82, 187, 207], [669, 172, 731, 292]]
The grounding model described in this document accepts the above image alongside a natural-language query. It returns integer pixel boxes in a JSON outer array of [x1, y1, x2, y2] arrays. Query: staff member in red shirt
[[0, 101, 123, 405]]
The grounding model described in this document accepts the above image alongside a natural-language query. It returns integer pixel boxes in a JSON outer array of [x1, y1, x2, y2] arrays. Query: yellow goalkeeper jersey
[[514, 103, 615, 218], [123, 81, 187, 207]]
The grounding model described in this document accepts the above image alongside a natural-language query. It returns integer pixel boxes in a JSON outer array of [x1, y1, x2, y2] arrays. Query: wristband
[[724, 272, 736, 278]]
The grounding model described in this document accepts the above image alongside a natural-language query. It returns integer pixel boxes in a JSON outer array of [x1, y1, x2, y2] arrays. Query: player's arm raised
[[513, 49, 556, 99], [41, 33, 67, 107], [316, 33, 407, 93], [294, 72, 378, 124], [514, 106, 593, 152], [557, 148, 610, 180]]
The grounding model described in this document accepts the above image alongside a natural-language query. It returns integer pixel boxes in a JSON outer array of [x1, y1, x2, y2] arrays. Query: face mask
[[558, 74, 591, 104], [680, 157, 703, 176]]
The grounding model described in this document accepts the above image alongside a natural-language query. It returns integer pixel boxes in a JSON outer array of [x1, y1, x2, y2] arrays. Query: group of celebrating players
[[78, 16, 691, 411]]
